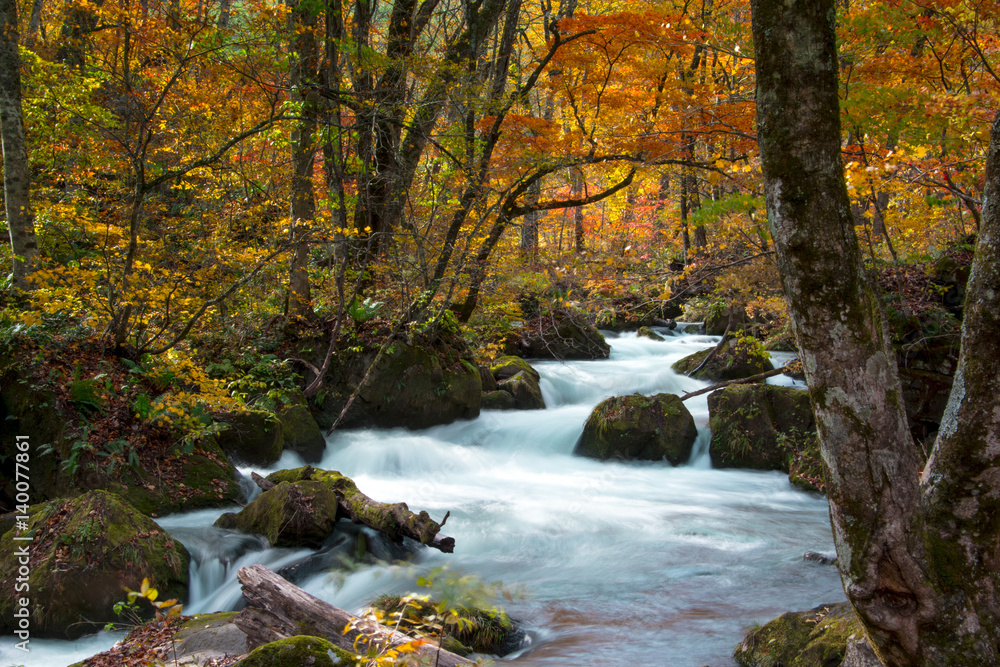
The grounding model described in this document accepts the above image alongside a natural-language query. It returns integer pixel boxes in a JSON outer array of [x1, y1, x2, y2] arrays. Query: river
[[0, 329, 844, 667]]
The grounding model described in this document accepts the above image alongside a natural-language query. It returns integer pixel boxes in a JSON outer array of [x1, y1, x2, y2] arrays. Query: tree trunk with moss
[[0, 0, 39, 290], [751, 0, 1000, 663]]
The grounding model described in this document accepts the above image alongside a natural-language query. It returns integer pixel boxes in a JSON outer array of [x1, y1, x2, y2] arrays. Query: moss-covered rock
[[371, 594, 523, 656], [0, 365, 74, 505], [236, 635, 361, 667], [637, 326, 664, 341], [734, 602, 866, 667], [574, 393, 698, 464], [110, 435, 244, 516], [313, 335, 481, 430], [277, 403, 326, 463], [507, 310, 611, 360], [498, 371, 546, 410], [172, 611, 249, 664], [707, 384, 815, 471], [478, 365, 498, 392], [490, 355, 541, 383], [672, 336, 774, 382], [482, 390, 516, 410], [215, 409, 284, 466], [215, 479, 340, 548], [0, 490, 189, 638]]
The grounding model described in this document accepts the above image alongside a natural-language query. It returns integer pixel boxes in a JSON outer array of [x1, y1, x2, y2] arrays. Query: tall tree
[[0, 0, 39, 290], [752, 0, 1000, 663]]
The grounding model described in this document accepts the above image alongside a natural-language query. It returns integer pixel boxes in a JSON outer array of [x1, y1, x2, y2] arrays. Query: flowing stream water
[[2, 330, 845, 667]]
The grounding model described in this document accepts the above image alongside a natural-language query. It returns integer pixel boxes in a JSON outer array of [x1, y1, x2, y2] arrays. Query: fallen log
[[679, 367, 785, 401], [235, 564, 473, 667], [250, 466, 456, 553]]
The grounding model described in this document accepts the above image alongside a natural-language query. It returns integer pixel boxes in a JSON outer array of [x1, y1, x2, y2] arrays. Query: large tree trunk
[[751, 0, 1000, 663], [0, 0, 39, 291]]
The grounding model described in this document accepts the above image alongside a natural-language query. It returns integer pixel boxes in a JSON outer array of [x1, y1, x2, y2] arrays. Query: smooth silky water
[[2, 330, 844, 667]]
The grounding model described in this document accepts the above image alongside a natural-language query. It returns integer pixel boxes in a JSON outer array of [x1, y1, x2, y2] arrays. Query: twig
[[679, 367, 785, 401]]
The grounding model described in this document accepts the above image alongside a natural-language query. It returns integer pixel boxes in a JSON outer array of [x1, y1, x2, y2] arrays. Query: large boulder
[[574, 393, 698, 464], [672, 336, 774, 382], [314, 335, 481, 430], [498, 371, 546, 410], [734, 602, 868, 667], [215, 478, 341, 548], [507, 310, 610, 360], [0, 491, 189, 638], [216, 467, 446, 550], [215, 409, 284, 466], [707, 384, 815, 471]]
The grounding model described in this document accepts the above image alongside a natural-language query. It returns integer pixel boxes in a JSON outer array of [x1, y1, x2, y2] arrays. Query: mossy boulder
[[637, 326, 664, 341], [734, 602, 867, 667], [708, 384, 815, 471], [236, 635, 361, 667], [110, 435, 244, 516], [479, 365, 498, 392], [507, 310, 611, 360], [215, 409, 284, 466], [215, 478, 340, 548], [314, 335, 481, 430], [0, 490, 189, 638], [490, 355, 541, 383], [371, 594, 523, 656], [0, 365, 75, 505], [574, 393, 698, 464], [498, 371, 546, 410], [277, 403, 326, 463], [672, 337, 774, 382], [482, 390, 516, 410]]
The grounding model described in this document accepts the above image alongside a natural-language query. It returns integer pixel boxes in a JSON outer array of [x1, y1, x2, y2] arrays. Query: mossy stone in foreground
[[0, 490, 189, 638], [497, 370, 546, 410], [574, 393, 697, 464], [214, 479, 340, 548], [236, 635, 361, 667], [490, 355, 540, 382], [482, 389, 516, 410], [733, 602, 866, 667]]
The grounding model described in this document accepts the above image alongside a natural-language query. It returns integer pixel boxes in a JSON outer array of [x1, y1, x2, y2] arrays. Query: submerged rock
[[0, 491, 189, 638], [482, 390, 516, 410], [672, 336, 774, 382], [237, 635, 361, 667], [574, 393, 697, 464], [733, 602, 869, 667], [498, 370, 546, 410], [637, 326, 664, 341]]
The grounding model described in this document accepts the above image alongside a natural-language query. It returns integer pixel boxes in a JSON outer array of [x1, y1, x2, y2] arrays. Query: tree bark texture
[[287, 0, 319, 320], [752, 0, 1000, 662], [0, 0, 39, 290], [235, 565, 473, 666]]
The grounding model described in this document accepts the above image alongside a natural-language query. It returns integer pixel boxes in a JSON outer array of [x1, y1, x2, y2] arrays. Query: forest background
[[0, 0, 996, 494]]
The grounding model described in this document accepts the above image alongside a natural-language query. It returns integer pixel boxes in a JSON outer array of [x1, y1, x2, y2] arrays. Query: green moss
[[734, 602, 863, 667], [490, 355, 540, 382], [575, 393, 697, 464], [237, 635, 361, 667], [0, 491, 189, 638], [217, 479, 340, 547], [672, 337, 774, 382]]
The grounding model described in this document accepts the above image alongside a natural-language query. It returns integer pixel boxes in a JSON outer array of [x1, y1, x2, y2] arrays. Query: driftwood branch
[[679, 367, 785, 401], [235, 565, 473, 666]]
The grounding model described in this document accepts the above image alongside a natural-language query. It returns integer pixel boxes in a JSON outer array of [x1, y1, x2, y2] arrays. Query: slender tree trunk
[[0, 0, 39, 290], [572, 167, 585, 253], [287, 0, 319, 320], [752, 0, 1000, 663]]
